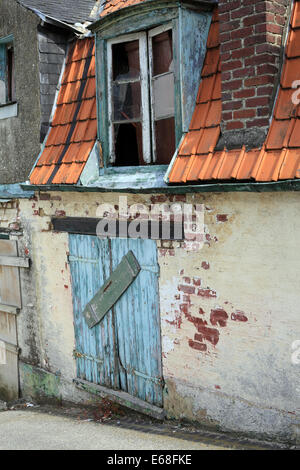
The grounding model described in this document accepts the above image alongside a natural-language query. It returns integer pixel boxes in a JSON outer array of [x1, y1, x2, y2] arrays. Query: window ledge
[[89, 165, 169, 191], [0, 102, 18, 120]]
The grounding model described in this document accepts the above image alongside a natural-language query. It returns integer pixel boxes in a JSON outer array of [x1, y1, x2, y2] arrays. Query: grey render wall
[[38, 26, 67, 143], [0, 0, 41, 184]]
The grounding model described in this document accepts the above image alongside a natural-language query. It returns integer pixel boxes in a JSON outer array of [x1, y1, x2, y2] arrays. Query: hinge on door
[[139, 264, 160, 275], [68, 255, 98, 264], [125, 365, 164, 386], [73, 349, 103, 364]]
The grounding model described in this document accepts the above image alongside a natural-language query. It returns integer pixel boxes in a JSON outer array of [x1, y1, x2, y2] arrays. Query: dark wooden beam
[[52, 217, 184, 240]]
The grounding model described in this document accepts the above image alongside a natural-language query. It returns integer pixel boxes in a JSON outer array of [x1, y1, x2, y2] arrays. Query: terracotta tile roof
[[168, 3, 300, 184], [30, 38, 97, 185], [100, 0, 146, 18]]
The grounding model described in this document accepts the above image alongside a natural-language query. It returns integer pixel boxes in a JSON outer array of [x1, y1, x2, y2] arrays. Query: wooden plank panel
[[69, 234, 116, 388], [0, 344, 18, 402], [0, 240, 17, 256], [0, 255, 29, 268], [83, 251, 140, 328], [0, 240, 21, 308], [111, 238, 163, 407], [0, 304, 18, 314], [69, 234, 163, 406], [0, 311, 17, 345]]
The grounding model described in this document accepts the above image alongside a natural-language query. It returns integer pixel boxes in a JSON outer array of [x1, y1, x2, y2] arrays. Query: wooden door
[[69, 235, 163, 407]]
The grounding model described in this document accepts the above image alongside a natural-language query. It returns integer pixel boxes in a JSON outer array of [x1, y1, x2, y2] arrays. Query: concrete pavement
[[0, 409, 231, 450]]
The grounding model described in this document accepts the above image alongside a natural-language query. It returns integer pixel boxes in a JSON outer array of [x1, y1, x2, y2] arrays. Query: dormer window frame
[[107, 22, 176, 167], [92, 0, 212, 174], [107, 31, 152, 165]]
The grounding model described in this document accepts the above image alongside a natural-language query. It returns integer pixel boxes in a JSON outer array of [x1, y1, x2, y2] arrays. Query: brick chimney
[[218, 0, 291, 149]]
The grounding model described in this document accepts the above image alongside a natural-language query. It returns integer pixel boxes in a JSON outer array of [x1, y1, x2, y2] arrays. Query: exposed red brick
[[231, 311, 248, 322], [188, 340, 207, 352], [221, 60, 243, 72], [246, 96, 270, 107], [216, 214, 228, 222], [55, 209, 66, 217], [178, 284, 195, 295], [231, 5, 254, 19], [246, 118, 269, 128], [39, 193, 51, 200], [232, 46, 255, 59], [232, 66, 255, 79], [197, 288, 216, 298], [219, 0, 288, 132], [233, 89, 255, 99], [210, 309, 228, 327], [201, 261, 210, 270], [231, 26, 254, 39], [226, 121, 244, 130], [234, 109, 256, 119]]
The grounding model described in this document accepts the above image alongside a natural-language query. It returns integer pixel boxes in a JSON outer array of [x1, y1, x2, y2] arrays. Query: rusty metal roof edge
[[20, 179, 300, 194]]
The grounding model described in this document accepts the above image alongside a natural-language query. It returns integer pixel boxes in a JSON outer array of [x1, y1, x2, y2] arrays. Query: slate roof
[[30, 38, 97, 184], [18, 0, 98, 25], [168, 2, 300, 183]]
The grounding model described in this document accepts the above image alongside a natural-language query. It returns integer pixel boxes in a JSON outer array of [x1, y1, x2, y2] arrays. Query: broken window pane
[[153, 73, 174, 120], [114, 122, 143, 166], [113, 40, 140, 81], [151, 29, 175, 165], [155, 117, 175, 165], [152, 30, 173, 77], [113, 81, 141, 121], [7, 45, 15, 102]]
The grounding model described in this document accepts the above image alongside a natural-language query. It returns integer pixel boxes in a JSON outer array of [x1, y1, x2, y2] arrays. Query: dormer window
[[0, 37, 15, 105], [107, 24, 175, 166], [92, 1, 212, 172]]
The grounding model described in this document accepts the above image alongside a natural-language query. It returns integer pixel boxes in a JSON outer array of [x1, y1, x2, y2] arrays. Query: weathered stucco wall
[[1, 190, 299, 441], [157, 192, 300, 443], [0, 0, 41, 183]]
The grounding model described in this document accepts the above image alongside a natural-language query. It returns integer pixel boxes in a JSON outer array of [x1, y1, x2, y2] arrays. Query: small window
[[107, 25, 176, 167], [0, 39, 15, 105]]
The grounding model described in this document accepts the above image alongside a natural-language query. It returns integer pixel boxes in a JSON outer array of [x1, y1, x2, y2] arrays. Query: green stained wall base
[[20, 362, 61, 401]]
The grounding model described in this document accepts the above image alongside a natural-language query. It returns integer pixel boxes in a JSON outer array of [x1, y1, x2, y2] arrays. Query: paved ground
[[0, 409, 231, 450], [0, 405, 286, 451]]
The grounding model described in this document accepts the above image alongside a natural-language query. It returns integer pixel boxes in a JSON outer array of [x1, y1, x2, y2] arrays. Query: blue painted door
[[69, 235, 163, 407]]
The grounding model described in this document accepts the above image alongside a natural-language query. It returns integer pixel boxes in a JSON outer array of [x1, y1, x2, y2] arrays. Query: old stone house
[[1, 0, 300, 444]]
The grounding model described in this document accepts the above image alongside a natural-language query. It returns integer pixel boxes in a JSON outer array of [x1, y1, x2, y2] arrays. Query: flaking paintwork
[[69, 234, 163, 407]]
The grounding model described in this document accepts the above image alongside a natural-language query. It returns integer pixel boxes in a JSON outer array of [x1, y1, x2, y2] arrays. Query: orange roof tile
[[31, 2, 300, 187], [100, 0, 146, 18], [30, 37, 97, 185], [168, 2, 300, 184]]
